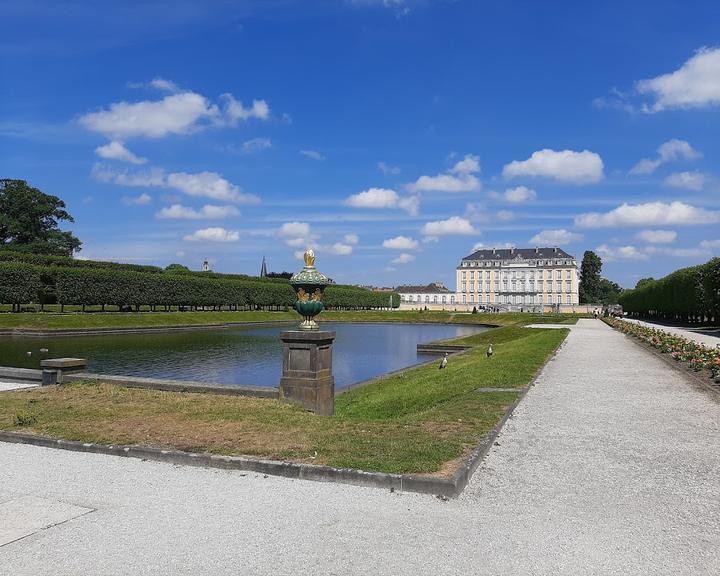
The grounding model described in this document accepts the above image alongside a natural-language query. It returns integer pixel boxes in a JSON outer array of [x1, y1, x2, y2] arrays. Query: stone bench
[[40, 358, 88, 385]]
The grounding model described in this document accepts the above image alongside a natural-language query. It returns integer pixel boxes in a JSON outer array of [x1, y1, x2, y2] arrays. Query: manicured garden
[[0, 321, 569, 474]]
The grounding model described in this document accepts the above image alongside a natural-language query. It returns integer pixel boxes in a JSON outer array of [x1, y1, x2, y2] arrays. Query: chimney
[[554, 247, 558, 253], [492, 248, 496, 254], [510, 247, 514, 254], [535, 247, 539, 253]]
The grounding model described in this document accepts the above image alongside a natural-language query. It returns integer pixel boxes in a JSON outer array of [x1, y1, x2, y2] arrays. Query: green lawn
[[0, 323, 568, 474], [0, 308, 583, 330]]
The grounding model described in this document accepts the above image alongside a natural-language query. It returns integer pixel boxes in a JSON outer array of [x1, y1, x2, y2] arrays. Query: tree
[[635, 277, 655, 289], [165, 263, 190, 273], [579, 250, 602, 303], [266, 271, 293, 279], [0, 179, 81, 256], [598, 278, 624, 304]]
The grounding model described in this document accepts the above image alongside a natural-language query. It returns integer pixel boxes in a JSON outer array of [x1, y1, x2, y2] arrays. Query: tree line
[[0, 257, 400, 312], [618, 258, 720, 323]]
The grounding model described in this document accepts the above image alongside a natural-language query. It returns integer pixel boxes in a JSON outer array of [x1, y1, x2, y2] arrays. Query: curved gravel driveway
[[1, 319, 718, 575]]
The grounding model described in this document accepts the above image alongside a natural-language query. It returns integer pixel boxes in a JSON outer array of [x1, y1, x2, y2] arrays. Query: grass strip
[[0, 309, 582, 330], [0, 324, 568, 474]]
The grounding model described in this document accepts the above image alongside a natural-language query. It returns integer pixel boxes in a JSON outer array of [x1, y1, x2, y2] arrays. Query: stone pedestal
[[279, 331, 335, 416]]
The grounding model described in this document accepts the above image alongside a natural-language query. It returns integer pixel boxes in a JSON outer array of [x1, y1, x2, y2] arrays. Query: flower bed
[[604, 317, 720, 382]]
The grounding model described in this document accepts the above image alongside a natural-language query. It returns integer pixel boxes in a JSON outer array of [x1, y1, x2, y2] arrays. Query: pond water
[[1, 322, 489, 390]]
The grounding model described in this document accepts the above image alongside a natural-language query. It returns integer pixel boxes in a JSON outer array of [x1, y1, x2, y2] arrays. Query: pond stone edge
[[0, 374, 531, 497]]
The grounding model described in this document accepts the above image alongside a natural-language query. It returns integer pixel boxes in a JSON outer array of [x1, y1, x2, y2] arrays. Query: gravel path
[[1, 319, 718, 575], [624, 317, 720, 348]]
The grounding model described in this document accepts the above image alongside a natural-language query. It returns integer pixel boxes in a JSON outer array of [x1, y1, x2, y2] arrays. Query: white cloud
[[391, 253, 415, 264], [422, 236, 439, 243], [382, 236, 418, 250], [93, 165, 260, 204], [407, 153, 482, 193], [149, 78, 180, 92], [300, 149, 325, 161], [128, 78, 180, 92], [700, 239, 720, 249], [92, 164, 166, 187], [596, 244, 648, 261], [278, 221, 317, 249], [644, 246, 708, 258], [344, 187, 419, 215], [220, 94, 270, 123], [122, 193, 152, 206], [502, 149, 604, 184], [496, 210, 514, 222], [80, 92, 219, 139], [629, 139, 702, 175], [450, 154, 480, 175], [95, 141, 147, 164], [328, 243, 353, 256], [407, 173, 481, 193], [344, 233, 359, 245], [636, 229, 677, 244], [529, 229, 583, 246], [637, 47, 720, 112], [575, 201, 720, 228], [378, 161, 400, 175], [663, 171, 705, 191], [183, 227, 240, 242], [167, 171, 260, 204], [491, 186, 536, 204], [79, 89, 269, 140], [241, 137, 272, 154], [156, 204, 240, 220], [421, 216, 477, 236], [471, 242, 515, 252]]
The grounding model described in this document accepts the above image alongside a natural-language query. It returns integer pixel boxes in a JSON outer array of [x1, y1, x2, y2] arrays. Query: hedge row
[[0, 249, 304, 285], [0, 262, 399, 310], [0, 262, 42, 311], [618, 258, 720, 323]]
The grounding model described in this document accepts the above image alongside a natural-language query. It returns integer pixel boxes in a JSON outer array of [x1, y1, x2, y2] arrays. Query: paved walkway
[[0, 382, 38, 392], [1, 320, 718, 575], [624, 317, 720, 348]]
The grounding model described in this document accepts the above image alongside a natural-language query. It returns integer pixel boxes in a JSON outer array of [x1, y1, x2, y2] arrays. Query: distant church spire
[[260, 255, 267, 277]]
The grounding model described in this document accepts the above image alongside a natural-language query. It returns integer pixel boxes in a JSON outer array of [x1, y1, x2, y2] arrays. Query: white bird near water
[[439, 352, 448, 370], [486, 343, 493, 358]]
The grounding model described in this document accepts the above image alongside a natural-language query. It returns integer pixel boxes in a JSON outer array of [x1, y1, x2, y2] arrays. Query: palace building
[[456, 247, 579, 311], [396, 282, 455, 308]]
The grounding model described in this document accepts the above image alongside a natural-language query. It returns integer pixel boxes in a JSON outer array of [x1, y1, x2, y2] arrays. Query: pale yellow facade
[[455, 248, 579, 311]]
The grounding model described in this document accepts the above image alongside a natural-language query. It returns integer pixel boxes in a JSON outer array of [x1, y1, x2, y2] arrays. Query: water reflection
[[1, 322, 488, 389]]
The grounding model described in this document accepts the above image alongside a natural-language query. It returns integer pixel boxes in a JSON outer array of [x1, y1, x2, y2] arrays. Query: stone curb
[[0, 370, 535, 497], [0, 324, 565, 496], [0, 431, 461, 496], [0, 321, 295, 338]]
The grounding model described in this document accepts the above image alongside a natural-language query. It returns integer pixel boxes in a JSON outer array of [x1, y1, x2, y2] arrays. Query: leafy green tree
[[0, 179, 81, 256], [598, 278, 624, 304], [165, 263, 190, 273], [579, 250, 602, 303], [635, 277, 655, 289], [266, 271, 293, 279]]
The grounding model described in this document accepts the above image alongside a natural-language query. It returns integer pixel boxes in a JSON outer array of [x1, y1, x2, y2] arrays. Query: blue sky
[[2, 0, 720, 289]]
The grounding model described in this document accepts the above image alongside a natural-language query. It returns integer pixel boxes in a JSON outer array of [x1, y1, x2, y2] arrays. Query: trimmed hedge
[[0, 260, 399, 310], [619, 258, 720, 323], [0, 262, 42, 311]]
